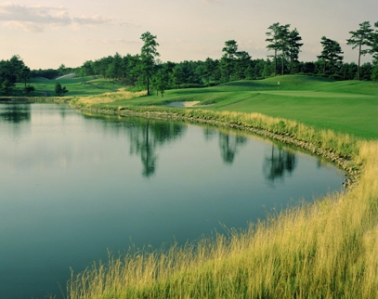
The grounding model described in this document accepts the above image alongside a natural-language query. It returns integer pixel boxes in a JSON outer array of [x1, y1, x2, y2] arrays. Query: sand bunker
[[55, 73, 77, 80], [166, 101, 200, 107]]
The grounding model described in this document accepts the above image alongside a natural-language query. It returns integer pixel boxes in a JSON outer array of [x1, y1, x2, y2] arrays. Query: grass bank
[[62, 75, 377, 298]]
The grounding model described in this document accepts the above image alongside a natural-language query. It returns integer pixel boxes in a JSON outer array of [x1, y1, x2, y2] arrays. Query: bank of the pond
[[66, 100, 377, 299], [71, 104, 360, 187]]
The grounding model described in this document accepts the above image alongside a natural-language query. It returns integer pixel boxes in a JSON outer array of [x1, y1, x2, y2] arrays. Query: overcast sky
[[1, 0, 377, 69]]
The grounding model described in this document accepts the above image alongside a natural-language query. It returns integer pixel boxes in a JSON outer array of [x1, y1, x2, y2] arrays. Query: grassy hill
[[81, 75, 377, 140]]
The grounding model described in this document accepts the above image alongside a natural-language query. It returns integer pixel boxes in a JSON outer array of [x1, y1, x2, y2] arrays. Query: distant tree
[[112, 52, 123, 79], [347, 21, 374, 80], [235, 51, 251, 79], [204, 57, 216, 86], [81, 61, 94, 76], [220, 40, 238, 82], [156, 68, 169, 97], [58, 64, 66, 76], [140, 32, 160, 95], [286, 29, 303, 74], [10, 55, 25, 79], [278, 24, 290, 75], [266, 23, 282, 76], [317, 36, 343, 75], [55, 82, 68, 96], [19, 66, 31, 87], [171, 65, 184, 88], [366, 22, 378, 80], [25, 85, 35, 94], [1, 79, 13, 95]]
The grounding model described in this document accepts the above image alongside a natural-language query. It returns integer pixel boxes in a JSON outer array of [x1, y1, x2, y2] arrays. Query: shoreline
[[72, 104, 359, 187]]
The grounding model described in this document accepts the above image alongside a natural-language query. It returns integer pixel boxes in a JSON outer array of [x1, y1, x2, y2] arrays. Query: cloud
[[201, 0, 224, 5], [0, 2, 112, 32]]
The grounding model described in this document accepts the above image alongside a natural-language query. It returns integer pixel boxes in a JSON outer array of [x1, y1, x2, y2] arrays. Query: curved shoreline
[[74, 105, 358, 187]]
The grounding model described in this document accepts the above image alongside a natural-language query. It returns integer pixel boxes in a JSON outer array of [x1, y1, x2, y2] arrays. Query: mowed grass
[[76, 75, 377, 139], [16, 76, 126, 97], [127, 76, 376, 140], [16, 75, 376, 139]]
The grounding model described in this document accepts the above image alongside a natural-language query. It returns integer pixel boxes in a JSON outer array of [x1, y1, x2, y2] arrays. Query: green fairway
[[16, 76, 126, 97], [115, 75, 377, 140], [20, 75, 377, 140]]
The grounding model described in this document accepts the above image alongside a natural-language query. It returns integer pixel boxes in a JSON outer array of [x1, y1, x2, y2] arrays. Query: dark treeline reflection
[[0, 104, 31, 124], [218, 132, 247, 164], [83, 114, 187, 177], [129, 120, 186, 177], [263, 145, 297, 182]]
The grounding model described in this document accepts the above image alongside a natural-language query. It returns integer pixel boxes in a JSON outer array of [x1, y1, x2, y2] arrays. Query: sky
[[0, 0, 377, 69]]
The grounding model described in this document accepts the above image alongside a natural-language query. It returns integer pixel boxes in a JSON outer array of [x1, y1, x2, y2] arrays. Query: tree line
[[74, 21, 377, 96], [0, 21, 377, 96]]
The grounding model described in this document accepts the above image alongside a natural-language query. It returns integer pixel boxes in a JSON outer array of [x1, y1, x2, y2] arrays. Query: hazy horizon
[[1, 0, 376, 69]]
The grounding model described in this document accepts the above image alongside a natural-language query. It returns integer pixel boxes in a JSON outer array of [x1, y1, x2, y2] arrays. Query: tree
[[140, 32, 160, 95], [235, 51, 251, 79], [81, 61, 94, 76], [347, 21, 374, 80], [58, 64, 66, 76], [286, 29, 303, 74], [171, 65, 184, 88], [278, 24, 290, 75], [221, 40, 238, 82], [156, 68, 169, 97], [19, 66, 31, 87], [1, 79, 13, 95], [55, 82, 68, 96], [317, 36, 343, 75], [204, 57, 216, 86], [266, 23, 282, 76], [366, 22, 378, 80], [25, 85, 35, 94]]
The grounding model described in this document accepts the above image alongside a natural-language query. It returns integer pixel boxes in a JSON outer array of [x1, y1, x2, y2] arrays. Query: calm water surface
[[0, 103, 345, 299]]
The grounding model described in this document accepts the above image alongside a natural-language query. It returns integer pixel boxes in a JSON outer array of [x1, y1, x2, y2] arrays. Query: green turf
[[18, 74, 378, 140], [121, 75, 376, 140], [16, 76, 126, 96]]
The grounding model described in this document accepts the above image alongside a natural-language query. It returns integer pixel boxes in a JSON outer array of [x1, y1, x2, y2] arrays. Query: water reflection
[[0, 103, 346, 299], [0, 103, 30, 123], [125, 120, 183, 177], [218, 132, 247, 164], [263, 145, 297, 182]]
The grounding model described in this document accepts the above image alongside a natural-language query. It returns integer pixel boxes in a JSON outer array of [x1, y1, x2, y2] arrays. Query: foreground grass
[[67, 128, 377, 299], [65, 75, 378, 299]]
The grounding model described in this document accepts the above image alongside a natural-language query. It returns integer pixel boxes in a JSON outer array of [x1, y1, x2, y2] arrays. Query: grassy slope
[[117, 76, 376, 140], [65, 75, 378, 299], [16, 76, 126, 97]]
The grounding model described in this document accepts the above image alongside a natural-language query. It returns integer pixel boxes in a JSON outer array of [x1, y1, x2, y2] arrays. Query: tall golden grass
[[66, 107, 377, 298], [71, 89, 147, 107]]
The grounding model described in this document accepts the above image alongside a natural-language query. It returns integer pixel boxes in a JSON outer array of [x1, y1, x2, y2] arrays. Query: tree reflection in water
[[218, 132, 247, 164], [263, 145, 297, 182], [129, 119, 186, 177], [0, 103, 31, 124]]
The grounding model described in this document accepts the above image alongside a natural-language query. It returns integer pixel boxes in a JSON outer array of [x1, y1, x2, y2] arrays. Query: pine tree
[[347, 21, 373, 80]]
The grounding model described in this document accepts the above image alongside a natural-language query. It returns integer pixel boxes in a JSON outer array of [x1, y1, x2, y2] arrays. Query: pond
[[0, 103, 345, 299]]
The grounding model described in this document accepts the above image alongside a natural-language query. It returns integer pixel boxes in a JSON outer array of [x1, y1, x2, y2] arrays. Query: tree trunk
[[357, 43, 361, 80], [281, 52, 284, 76], [274, 50, 277, 76]]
